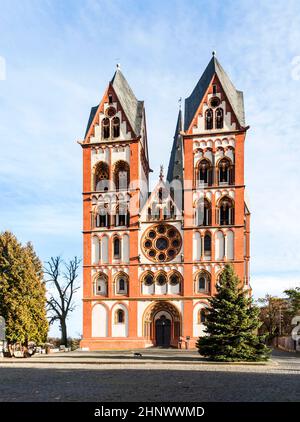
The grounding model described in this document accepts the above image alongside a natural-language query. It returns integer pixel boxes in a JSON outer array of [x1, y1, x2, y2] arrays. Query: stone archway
[[143, 301, 181, 348]]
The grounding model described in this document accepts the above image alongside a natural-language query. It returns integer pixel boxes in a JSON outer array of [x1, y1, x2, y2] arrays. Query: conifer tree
[[0, 231, 48, 346], [196, 264, 270, 361]]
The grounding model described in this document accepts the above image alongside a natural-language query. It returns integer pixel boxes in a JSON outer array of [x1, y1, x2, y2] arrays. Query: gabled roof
[[110, 68, 144, 138], [184, 54, 245, 131], [140, 176, 182, 220], [167, 110, 184, 185], [84, 68, 144, 139]]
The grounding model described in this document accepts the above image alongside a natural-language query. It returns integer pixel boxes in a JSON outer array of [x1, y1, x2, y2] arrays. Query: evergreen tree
[[196, 264, 271, 361], [0, 231, 48, 346]]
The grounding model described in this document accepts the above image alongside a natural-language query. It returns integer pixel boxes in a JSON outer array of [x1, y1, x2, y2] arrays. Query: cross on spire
[[115, 58, 121, 70]]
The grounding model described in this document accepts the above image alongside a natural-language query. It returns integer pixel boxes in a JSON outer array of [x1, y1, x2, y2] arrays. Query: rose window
[[142, 224, 182, 262]]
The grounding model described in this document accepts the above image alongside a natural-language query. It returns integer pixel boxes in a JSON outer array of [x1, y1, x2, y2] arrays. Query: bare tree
[[44, 256, 81, 346]]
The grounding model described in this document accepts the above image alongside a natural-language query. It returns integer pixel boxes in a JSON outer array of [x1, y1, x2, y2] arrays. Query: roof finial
[[212, 50, 216, 57], [159, 165, 164, 181], [178, 97, 182, 110], [116, 59, 121, 70]]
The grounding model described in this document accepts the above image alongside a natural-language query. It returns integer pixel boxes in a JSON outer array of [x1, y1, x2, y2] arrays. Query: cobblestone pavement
[[0, 349, 299, 402]]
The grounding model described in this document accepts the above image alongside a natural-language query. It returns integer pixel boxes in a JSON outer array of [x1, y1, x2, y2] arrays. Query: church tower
[[80, 54, 250, 350], [172, 52, 250, 345], [80, 67, 151, 350]]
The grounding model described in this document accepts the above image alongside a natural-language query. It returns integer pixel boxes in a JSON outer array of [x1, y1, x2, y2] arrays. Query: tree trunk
[[61, 318, 68, 347]]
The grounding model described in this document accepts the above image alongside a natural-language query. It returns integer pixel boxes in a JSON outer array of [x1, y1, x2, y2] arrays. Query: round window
[[106, 106, 116, 117], [155, 237, 169, 250], [144, 240, 152, 248], [210, 97, 221, 108], [142, 224, 182, 263], [157, 225, 166, 234]]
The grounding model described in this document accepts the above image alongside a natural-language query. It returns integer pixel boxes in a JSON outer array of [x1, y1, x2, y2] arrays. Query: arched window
[[169, 273, 180, 286], [215, 108, 224, 129], [218, 158, 234, 185], [95, 274, 107, 296], [219, 197, 234, 225], [197, 159, 212, 186], [199, 276, 206, 290], [102, 117, 110, 139], [115, 273, 128, 294], [196, 199, 211, 226], [92, 236, 101, 264], [116, 309, 125, 323], [115, 203, 129, 227], [113, 237, 121, 259], [198, 308, 208, 323], [215, 230, 225, 260], [156, 272, 167, 286], [96, 204, 110, 228], [204, 233, 211, 256], [114, 161, 130, 191], [119, 278, 125, 291], [205, 108, 213, 130], [151, 201, 160, 220], [163, 202, 173, 220], [112, 117, 120, 138], [158, 188, 163, 203], [196, 272, 211, 293], [170, 203, 175, 219], [94, 162, 109, 192]]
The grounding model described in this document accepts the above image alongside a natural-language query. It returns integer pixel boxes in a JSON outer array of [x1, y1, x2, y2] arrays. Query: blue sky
[[0, 0, 300, 337]]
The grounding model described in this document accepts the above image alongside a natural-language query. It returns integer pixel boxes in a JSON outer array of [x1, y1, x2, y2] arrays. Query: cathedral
[[79, 53, 250, 350]]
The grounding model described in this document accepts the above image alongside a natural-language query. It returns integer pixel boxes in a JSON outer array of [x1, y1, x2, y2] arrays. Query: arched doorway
[[143, 301, 181, 348], [155, 315, 171, 347]]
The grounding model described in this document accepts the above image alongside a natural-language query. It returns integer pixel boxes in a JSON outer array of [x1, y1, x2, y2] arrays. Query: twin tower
[[79, 54, 250, 350]]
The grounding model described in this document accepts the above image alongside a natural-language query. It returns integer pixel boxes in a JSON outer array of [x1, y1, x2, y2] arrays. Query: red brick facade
[[80, 56, 250, 350]]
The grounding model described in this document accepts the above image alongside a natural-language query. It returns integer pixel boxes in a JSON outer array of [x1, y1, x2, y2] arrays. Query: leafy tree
[[257, 295, 290, 341], [44, 256, 81, 346], [196, 264, 270, 361], [284, 287, 300, 318], [0, 231, 48, 346]]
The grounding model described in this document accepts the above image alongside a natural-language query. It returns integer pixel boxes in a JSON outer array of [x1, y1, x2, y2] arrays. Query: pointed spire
[[159, 165, 164, 181], [167, 109, 184, 184], [184, 54, 245, 131], [110, 67, 144, 138]]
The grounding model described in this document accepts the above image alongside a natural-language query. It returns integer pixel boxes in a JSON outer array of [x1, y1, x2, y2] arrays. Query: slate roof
[[184, 55, 245, 131], [84, 105, 99, 138], [167, 109, 184, 185], [111, 69, 144, 137], [84, 68, 144, 139]]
